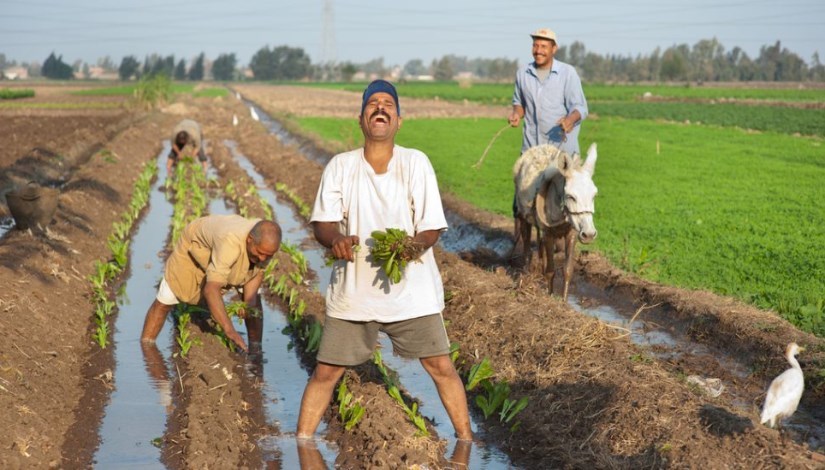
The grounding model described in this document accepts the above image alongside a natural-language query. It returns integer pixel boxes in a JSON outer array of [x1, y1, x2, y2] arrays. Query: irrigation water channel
[[92, 137, 512, 467]]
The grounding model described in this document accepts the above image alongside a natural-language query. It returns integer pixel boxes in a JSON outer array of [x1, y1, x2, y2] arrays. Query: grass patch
[[0, 101, 121, 109], [0, 88, 35, 99], [592, 101, 825, 137], [295, 81, 825, 105], [192, 87, 228, 98], [73, 82, 227, 98]]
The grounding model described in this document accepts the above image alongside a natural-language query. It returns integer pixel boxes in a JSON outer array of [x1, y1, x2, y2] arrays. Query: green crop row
[[0, 88, 35, 99], [73, 83, 227, 98], [167, 158, 209, 245], [89, 159, 157, 348], [298, 81, 825, 105], [0, 101, 120, 109], [592, 101, 825, 137]]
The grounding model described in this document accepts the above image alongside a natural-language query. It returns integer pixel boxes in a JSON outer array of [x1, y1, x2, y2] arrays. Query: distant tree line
[[555, 39, 825, 83], [10, 37, 823, 82]]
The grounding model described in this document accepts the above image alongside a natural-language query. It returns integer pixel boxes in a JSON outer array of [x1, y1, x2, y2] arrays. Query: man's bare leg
[[297, 362, 347, 437], [141, 299, 174, 342], [420, 354, 473, 440]]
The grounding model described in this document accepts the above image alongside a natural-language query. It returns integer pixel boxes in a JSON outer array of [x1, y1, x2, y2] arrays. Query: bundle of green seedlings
[[89, 160, 157, 348], [370, 228, 421, 284]]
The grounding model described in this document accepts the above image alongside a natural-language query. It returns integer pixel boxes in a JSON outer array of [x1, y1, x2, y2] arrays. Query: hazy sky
[[2, 0, 823, 68]]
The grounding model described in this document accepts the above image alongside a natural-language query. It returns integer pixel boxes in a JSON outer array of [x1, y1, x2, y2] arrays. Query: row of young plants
[[264, 241, 321, 352], [163, 158, 212, 355], [220, 178, 280, 347], [166, 158, 209, 245], [460, 356, 529, 432], [88, 159, 157, 348], [0, 88, 35, 99]]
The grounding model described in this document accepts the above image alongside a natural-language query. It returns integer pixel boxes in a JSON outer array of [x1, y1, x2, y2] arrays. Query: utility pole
[[321, 0, 337, 75]]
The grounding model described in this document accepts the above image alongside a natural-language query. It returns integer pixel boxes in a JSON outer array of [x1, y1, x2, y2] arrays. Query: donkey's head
[[560, 143, 598, 243]]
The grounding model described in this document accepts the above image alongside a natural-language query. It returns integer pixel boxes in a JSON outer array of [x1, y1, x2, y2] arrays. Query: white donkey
[[513, 143, 598, 300]]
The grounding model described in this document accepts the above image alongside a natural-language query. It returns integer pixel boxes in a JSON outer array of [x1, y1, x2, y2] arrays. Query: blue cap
[[361, 79, 400, 116]]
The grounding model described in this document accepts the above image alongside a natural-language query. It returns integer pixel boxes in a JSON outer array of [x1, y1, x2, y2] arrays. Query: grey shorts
[[316, 313, 450, 366]]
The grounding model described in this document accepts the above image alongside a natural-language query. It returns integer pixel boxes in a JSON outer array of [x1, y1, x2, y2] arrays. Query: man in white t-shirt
[[296, 80, 472, 443]]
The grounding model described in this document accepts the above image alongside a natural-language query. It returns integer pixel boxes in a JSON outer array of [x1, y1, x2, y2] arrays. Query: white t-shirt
[[311, 145, 448, 322]]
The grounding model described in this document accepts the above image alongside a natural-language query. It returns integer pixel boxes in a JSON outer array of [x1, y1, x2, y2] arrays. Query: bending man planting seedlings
[[140, 214, 282, 352], [297, 80, 473, 442], [167, 118, 209, 174]]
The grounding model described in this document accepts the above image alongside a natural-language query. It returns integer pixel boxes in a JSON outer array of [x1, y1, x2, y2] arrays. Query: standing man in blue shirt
[[508, 27, 589, 261]]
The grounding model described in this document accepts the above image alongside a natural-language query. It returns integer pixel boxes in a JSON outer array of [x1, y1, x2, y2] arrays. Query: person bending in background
[[140, 214, 281, 353], [168, 118, 209, 174], [296, 79, 473, 442], [508, 27, 589, 261]]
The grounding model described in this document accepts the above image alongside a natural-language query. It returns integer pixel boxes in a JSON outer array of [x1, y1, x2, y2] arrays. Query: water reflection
[[260, 435, 338, 469], [141, 342, 173, 412]]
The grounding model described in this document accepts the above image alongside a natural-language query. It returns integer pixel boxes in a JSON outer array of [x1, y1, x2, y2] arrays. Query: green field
[[301, 81, 825, 105], [0, 101, 121, 109], [290, 82, 825, 336], [0, 88, 35, 99], [73, 83, 228, 98]]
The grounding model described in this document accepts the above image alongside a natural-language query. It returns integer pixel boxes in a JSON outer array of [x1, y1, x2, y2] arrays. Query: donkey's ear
[[582, 143, 598, 176], [559, 151, 575, 177]]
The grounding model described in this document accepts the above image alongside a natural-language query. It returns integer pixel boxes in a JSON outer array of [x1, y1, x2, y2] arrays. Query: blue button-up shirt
[[512, 59, 588, 155]]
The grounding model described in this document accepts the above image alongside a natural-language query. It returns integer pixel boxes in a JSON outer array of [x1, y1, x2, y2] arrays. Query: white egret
[[760, 342, 804, 428], [250, 106, 259, 121], [232, 114, 238, 127]]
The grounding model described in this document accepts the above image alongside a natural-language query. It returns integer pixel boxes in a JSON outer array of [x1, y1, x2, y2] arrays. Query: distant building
[[88, 66, 119, 80], [2, 66, 28, 80]]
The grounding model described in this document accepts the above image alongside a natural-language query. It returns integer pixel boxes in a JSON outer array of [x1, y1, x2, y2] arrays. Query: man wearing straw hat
[[508, 27, 589, 261]]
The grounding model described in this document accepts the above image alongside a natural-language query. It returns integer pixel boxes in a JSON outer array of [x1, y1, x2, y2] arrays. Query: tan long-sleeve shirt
[[165, 215, 262, 304]]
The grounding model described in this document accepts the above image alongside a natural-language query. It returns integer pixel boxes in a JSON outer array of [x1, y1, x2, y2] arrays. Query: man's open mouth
[[371, 110, 391, 124]]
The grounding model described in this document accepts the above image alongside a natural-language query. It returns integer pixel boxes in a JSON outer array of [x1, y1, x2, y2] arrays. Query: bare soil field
[[1, 84, 823, 469]]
